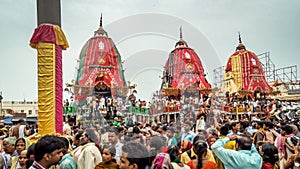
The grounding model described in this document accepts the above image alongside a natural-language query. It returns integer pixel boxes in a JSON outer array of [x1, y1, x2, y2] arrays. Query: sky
[[0, 0, 299, 101]]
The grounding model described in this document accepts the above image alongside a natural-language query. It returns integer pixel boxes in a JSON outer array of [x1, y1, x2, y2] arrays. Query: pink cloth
[[30, 24, 56, 44], [55, 45, 63, 133]]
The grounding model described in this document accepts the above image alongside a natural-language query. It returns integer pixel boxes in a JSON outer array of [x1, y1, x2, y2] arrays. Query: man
[[0, 137, 17, 169], [77, 128, 102, 169], [10, 119, 29, 138], [72, 131, 83, 163], [63, 118, 74, 136], [281, 125, 297, 160], [108, 129, 123, 162], [58, 137, 76, 169], [215, 126, 235, 169], [29, 135, 64, 169], [113, 117, 119, 127], [166, 127, 177, 146], [100, 127, 109, 145], [174, 125, 182, 147], [118, 141, 149, 169], [227, 122, 242, 137], [181, 121, 195, 143], [117, 126, 125, 143], [212, 134, 262, 169], [252, 121, 265, 148]]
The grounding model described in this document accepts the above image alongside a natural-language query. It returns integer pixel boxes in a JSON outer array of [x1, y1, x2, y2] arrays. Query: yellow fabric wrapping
[[53, 25, 69, 50], [37, 42, 56, 135], [231, 55, 242, 91]]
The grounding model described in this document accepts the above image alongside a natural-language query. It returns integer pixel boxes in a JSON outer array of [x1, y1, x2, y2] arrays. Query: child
[[94, 145, 117, 169]]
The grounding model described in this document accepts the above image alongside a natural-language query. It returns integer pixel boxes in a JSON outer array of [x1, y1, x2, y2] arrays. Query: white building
[[1, 100, 38, 118]]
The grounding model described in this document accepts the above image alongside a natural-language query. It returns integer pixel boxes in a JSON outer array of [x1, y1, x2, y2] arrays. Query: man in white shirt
[[108, 129, 123, 162], [77, 128, 102, 169]]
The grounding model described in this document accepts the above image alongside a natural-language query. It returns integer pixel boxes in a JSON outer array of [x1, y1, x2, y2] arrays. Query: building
[[1, 100, 38, 124]]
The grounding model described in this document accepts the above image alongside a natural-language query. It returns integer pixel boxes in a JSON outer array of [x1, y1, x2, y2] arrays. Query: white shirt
[[113, 141, 123, 162], [77, 143, 102, 169]]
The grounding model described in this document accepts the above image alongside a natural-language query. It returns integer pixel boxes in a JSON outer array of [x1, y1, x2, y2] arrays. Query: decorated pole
[[29, 0, 68, 135]]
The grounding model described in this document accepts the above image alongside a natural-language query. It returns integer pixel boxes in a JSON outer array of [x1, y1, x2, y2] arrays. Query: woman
[[168, 145, 190, 169], [11, 138, 30, 169], [206, 136, 217, 150], [152, 153, 172, 169], [181, 140, 193, 153], [18, 150, 28, 169], [186, 140, 217, 169], [94, 145, 117, 169], [259, 143, 279, 169]]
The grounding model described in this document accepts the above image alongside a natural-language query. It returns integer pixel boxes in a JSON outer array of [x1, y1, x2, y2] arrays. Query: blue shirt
[[59, 154, 77, 169], [211, 137, 262, 169], [181, 131, 195, 143]]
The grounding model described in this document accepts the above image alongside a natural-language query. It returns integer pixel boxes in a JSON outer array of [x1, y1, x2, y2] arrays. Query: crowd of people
[[1, 93, 300, 169]]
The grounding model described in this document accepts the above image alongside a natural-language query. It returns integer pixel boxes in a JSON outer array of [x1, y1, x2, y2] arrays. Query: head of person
[[175, 125, 181, 133], [230, 122, 240, 132], [15, 138, 27, 155], [183, 122, 192, 132], [19, 150, 28, 167], [33, 135, 64, 168], [108, 129, 119, 144], [193, 140, 208, 169], [80, 128, 97, 145], [264, 122, 274, 130], [67, 118, 74, 126], [240, 121, 249, 131], [73, 131, 83, 147], [167, 145, 180, 162], [102, 145, 116, 163], [152, 153, 172, 169], [206, 135, 217, 149], [132, 127, 140, 136], [235, 134, 252, 151], [281, 125, 293, 136], [166, 127, 175, 139], [181, 140, 192, 153], [3, 137, 17, 155], [18, 119, 25, 125], [259, 143, 279, 166], [290, 124, 299, 135], [117, 126, 125, 136], [60, 137, 70, 155], [150, 136, 165, 154], [141, 129, 151, 139], [197, 129, 208, 138], [26, 143, 35, 168], [118, 141, 149, 169], [219, 126, 229, 136]]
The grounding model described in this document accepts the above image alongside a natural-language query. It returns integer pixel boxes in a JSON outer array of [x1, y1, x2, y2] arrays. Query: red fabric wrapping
[[30, 24, 68, 134], [75, 36, 126, 103], [30, 24, 56, 46], [55, 45, 63, 133], [165, 46, 211, 90], [231, 50, 273, 92]]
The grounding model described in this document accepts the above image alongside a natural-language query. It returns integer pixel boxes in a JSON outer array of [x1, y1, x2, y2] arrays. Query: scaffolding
[[213, 66, 225, 88], [258, 52, 299, 90], [257, 52, 276, 82], [274, 65, 298, 83]]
